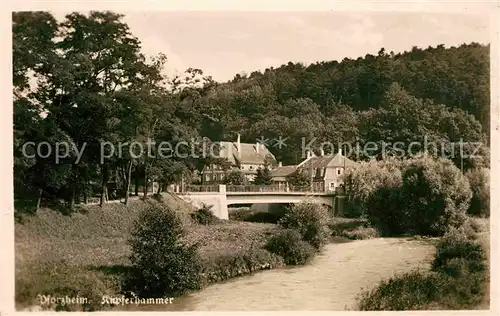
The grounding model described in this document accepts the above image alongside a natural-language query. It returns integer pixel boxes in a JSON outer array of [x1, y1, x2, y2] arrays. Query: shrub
[[223, 170, 246, 185], [432, 232, 485, 275], [465, 168, 490, 217], [266, 229, 316, 265], [356, 270, 443, 310], [127, 203, 203, 297], [342, 157, 404, 217], [366, 186, 410, 236], [191, 205, 219, 225], [329, 218, 379, 240], [278, 201, 330, 249], [200, 248, 284, 284], [400, 155, 472, 236], [343, 226, 379, 240]]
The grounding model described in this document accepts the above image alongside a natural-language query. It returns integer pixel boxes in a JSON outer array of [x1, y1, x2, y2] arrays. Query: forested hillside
[[13, 11, 490, 209]]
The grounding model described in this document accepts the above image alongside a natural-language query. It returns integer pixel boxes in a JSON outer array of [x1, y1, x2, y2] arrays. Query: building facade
[[202, 134, 276, 184]]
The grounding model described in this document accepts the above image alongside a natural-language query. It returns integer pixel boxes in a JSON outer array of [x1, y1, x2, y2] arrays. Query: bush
[[432, 231, 485, 275], [342, 157, 404, 217], [278, 201, 330, 249], [329, 218, 379, 240], [342, 226, 379, 240], [191, 205, 219, 225], [266, 229, 316, 265], [127, 203, 203, 297], [356, 221, 488, 311], [366, 187, 410, 236], [200, 248, 284, 284], [357, 270, 443, 310], [465, 168, 490, 217], [400, 155, 472, 236]]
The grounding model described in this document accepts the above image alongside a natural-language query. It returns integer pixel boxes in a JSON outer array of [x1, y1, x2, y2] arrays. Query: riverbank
[[355, 217, 490, 310], [15, 197, 282, 311], [111, 237, 436, 311]]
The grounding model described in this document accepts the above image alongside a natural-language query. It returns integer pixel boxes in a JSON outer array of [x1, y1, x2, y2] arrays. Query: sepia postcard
[[1, 1, 499, 315]]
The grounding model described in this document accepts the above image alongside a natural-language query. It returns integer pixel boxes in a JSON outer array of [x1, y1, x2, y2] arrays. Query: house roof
[[299, 153, 358, 169], [271, 165, 297, 178], [217, 141, 276, 165]]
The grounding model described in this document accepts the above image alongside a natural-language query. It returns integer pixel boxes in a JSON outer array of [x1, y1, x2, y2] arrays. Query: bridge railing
[[177, 183, 329, 194], [182, 184, 220, 193]]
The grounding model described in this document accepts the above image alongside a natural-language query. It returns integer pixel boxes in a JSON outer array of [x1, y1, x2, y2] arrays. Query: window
[[337, 168, 343, 175], [249, 166, 254, 170], [241, 166, 245, 170], [205, 174, 210, 181]]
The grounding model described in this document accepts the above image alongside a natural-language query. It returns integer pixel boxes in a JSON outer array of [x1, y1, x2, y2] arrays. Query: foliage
[[286, 169, 311, 187], [127, 203, 203, 297], [266, 229, 316, 265], [465, 168, 490, 217], [253, 166, 273, 185], [357, 222, 487, 311], [356, 270, 443, 310], [13, 10, 490, 214], [432, 229, 485, 276], [342, 157, 403, 216], [400, 155, 472, 236], [201, 248, 284, 285], [329, 217, 380, 240], [222, 169, 246, 185], [278, 201, 330, 249], [365, 187, 409, 236], [191, 205, 219, 225]]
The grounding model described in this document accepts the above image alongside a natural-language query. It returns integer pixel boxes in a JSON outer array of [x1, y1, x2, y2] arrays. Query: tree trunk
[[100, 164, 108, 207], [83, 187, 88, 204], [36, 188, 43, 211], [156, 182, 162, 194], [134, 165, 139, 196], [143, 169, 148, 199], [124, 160, 133, 205], [69, 183, 76, 210]]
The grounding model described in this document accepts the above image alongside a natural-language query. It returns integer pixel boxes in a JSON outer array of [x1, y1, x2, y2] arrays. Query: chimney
[[256, 142, 260, 154], [320, 147, 325, 156], [236, 133, 241, 157], [307, 150, 312, 159], [278, 161, 282, 167], [338, 147, 342, 155]]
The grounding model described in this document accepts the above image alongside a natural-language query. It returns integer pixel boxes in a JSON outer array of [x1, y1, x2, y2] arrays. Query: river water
[[120, 237, 435, 311]]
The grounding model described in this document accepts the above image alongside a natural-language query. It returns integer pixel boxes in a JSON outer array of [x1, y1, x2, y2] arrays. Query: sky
[[53, 11, 491, 83]]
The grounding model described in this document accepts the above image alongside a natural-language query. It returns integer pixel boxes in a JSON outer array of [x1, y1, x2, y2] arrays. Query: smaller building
[[270, 162, 297, 186], [202, 134, 276, 184], [297, 149, 358, 192]]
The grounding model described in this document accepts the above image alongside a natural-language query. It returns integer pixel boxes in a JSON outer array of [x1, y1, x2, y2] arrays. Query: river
[[120, 237, 436, 311]]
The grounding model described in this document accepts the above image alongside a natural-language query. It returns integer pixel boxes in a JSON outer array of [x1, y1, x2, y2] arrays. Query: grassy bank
[[15, 196, 282, 311], [355, 217, 490, 310]]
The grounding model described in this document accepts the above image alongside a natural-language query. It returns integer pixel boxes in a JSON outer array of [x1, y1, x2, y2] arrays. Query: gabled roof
[[299, 153, 358, 169], [217, 141, 276, 165], [271, 165, 297, 178]]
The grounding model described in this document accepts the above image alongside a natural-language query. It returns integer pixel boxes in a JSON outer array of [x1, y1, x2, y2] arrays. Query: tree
[[342, 157, 403, 216], [253, 166, 272, 185], [128, 203, 202, 297], [222, 169, 245, 185], [465, 168, 489, 217], [286, 169, 311, 188], [400, 154, 472, 236]]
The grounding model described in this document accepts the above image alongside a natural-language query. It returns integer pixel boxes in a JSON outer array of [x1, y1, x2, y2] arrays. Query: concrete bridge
[[174, 184, 345, 219]]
